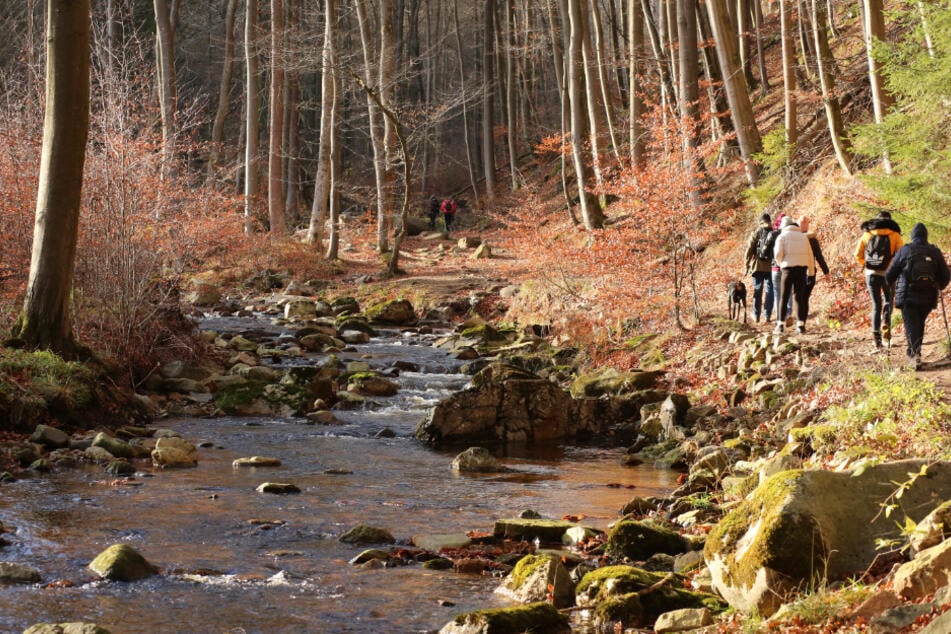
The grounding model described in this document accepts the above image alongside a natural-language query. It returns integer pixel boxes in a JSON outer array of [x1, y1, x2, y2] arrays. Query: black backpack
[[755, 227, 776, 262], [864, 234, 892, 271], [903, 246, 938, 291]]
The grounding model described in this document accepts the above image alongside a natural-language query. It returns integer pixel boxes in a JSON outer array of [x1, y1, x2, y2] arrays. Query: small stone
[[232, 456, 282, 468], [255, 482, 301, 495], [339, 524, 395, 545], [88, 544, 156, 581]]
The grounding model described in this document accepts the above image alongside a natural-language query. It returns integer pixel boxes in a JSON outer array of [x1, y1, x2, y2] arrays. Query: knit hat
[[781, 216, 797, 228], [760, 213, 771, 224]]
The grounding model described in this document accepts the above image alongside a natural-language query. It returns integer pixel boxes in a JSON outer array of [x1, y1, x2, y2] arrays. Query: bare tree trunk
[[918, 1, 935, 59], [567, 0, 605, 229], [812, 0, 852, 175], [503, 0, 518, 191], [678, 0, 703, 202], [589, 0, 621, 163], [481, 0, 498, 206], [307, 0, 336, 246], [629, 0, 645, 167], [16, 0, 90, 356], [641, 0, 677, 113], [244, 0, 260, 233], [705, 0, 762, 183], [267, 0, 287, 235], [208, 0, 239, 184], [283, 0, 300, 224], [753, 0, 769, 91], [354, 0, 387, 249], [454, 0, 480, 208], [864, 0, 891, 173], [579, 7, 607, 199], [781, 0, 797, 152], [325, 56, 340, 260], [154, 0, 178, 182], [378, 0, 397, 251]]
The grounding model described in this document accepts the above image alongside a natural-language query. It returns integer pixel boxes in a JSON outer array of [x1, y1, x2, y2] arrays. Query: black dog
[[728, 280, 747, 323]]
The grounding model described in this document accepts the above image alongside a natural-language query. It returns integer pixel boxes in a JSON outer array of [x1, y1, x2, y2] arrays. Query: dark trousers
[[752, 271, 774, 320], [444, 213, 454, 232], [866, 273, 894, 338], [778, 266, 809, 324], [901, 304, 931, 358]]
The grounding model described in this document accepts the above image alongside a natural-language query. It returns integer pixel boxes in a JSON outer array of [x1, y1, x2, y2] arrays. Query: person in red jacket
[[441, 197, 457, 234]]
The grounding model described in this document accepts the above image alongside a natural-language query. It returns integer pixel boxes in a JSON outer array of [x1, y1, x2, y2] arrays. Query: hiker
[[798, 216, 829, 314], [773, 216, 815, 334], [427, 195, 440, 229], [885, 222, 950, 370], [441, 197, 457, 234], [744, 212, 776, 322], [770, 211, 788, 323], [854, 210, 903, 349]]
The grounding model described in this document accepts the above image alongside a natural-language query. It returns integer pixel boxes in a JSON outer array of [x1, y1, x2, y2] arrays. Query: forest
[[2, 1, 951, 632]]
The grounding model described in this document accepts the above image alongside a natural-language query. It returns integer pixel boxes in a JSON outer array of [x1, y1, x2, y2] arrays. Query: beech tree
[[244, 0, 261, 233], [306, 0, 336, 247], [154, 0, 178, 182], [812, 0, 852, 175], [15, 0, 90, 355], [267, 0, 287, 235], [208, 0, 239, 183], [864, 0, 892, 173], [781, 0, 798, 153]]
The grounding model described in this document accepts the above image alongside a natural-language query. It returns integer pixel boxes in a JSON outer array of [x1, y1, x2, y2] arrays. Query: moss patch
[[605, 520, 686, 561], [448, 602, 569, 633]]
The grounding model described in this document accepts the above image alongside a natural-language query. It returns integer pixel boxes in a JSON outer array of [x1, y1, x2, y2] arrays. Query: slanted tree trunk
[[589, 0, 621, 163], [567, 0, 605, 229], [781, 0, 797, 153], [481, 0, 497, 207], [864, 0, 891, 173], [325, 57, 340, 260], [267, 0, 287, 236], [244, 0, 260, 233], [16, 0, 90, 356], [752, 0, 769, 91], [812, 0, 852, 175], [208, 0, 239, 184], [454, 0, 479, 207], [705, 0, 762, 183], [307, 0, 336, 247], [378, 0, 397, 251], [629, 0, 645, 167], [503, 0, 518, 191]]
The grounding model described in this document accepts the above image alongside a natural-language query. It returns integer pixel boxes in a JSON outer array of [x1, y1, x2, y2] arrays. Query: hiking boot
[[753, 312, 760, 323], [796, 323, 805, 334], [774, 322, 784, 334], [874, 334, 883, 350]]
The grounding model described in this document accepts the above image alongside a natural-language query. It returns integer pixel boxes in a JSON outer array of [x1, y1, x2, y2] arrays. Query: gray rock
[[367, 299, 417, 325], [84, 446, 115, 463], [654, 607, 713, 633], [91, 433, 134, 459], [605, 520, 687, 561], [471, 243, 492, 259], [412, 533, 472, 552], [88, 544, 156, 581], [30, 424, 70, 449], [909, 500, 951, 555], [151, 437, 198, 468], [892, 538, 951, 600], [339, 524, 395, 545], [0, 561, 42, 585], [450, 447, 502, 473], [233, 456, 282, 468], [284, 299, 317, 321]]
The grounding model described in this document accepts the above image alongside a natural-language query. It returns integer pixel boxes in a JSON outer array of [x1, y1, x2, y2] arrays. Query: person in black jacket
[[885, 223, 951, 369], [427, 195, 440, 229]]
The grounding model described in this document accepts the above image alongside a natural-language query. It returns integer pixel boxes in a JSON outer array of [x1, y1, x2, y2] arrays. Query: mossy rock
[[88, 544, 157, 581], [495, 553, 574, 608], [440, 602, 570, 634], [459, 323, 517, 345], [366, 298, 417, 325], [24, 623, 112, 634], [604, 520, 686, 561], [493, 518, 581, 543], [339, 524, 396, 545], [214, 381, 268, 414], [471, 362, 538, 388], [336, 317, 376, 337], [569, 369, 665, 398], [331, 296, 361, 316]]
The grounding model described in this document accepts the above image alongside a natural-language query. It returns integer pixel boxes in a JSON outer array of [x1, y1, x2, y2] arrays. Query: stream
[[0, 317, 676, 633]]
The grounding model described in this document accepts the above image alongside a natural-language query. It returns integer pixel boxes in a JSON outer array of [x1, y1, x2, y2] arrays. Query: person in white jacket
[[773, 216, 816, 334]]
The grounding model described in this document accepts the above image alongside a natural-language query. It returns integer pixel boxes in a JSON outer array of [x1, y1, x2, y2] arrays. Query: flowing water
[[0, 319, 676, 633]]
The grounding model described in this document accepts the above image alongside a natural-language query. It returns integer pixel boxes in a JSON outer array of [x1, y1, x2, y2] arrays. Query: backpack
[[864, 233, 892, 271], [442, 199, 456, 215], [903, 247, 938, 291], [754, 227, 775, 262]]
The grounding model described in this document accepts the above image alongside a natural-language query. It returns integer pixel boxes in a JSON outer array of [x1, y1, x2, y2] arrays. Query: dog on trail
[[728, 280, 747, 323]]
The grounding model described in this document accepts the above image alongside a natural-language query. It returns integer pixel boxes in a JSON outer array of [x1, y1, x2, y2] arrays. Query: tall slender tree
[[481, 0, 498, 206], [244, 0, 261, 233], [267, 0, 287, 235], [812, 0, 852, 174], [864, 0, 891, 173], [154, 0, 178, 182], [208, 0, 239, 183], [307, 0, 336, 246], [16, 0, 90, 355]]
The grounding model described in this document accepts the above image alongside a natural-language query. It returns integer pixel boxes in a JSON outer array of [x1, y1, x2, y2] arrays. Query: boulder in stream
[[439, 602, 570, 634], [0, 561, 42, 585], [339, 524, 396, 545], [494, 553, 574, 608], [450, 447, 502, 473], [233, 456, 282, 468], [151, 437, 198, 468], [88, 544, 157, 581]]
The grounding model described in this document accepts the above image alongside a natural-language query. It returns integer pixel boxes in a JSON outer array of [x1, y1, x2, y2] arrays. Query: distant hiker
[[441, 197, 457, 234], [885, 222, 950, 370], [770, 211, 787, 323], [854, 210, 903, 349], [745, 212, 776, 323], [774, 216, 815, 334], [427, 195, 440, 229], [798, 216, 829, 314]]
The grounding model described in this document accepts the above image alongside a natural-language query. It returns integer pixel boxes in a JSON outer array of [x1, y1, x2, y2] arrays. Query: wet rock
[[366, 299, 416, 325], [160, 361, 211, 381], [450, 447, 502, 473], [349, 549, 391, 565], [227, 335, 259, 352], [340, 330, 371, 344], [412, 533, 472, 552], [83, 446, 114, 463], [654, 607, 713, 633], [284, 299, 317, 321], [423, 557, 454, 570], [233, 456, 282, 468], [493, 518, 583, 543], [306, 410, 340, 425], [495, 554, 573, 608], [160, 378, 208, 394], [299, 333, 343, 352], [0, 561, 42, 585], [29, 459, 52, 472], [88, 544, 157, 581], [439, 603, 570, 634], [705, 460, 951, 616], [23, 623, 112, 634], [104, 460, 135, 476], [347, 374, 398, 397], [605, 520, 687, 561], [339, 524, 396, 545], [620, 497, 658, 517], [91, 433, 134, 459], [255, 482, 301, 495], [151, 437, 198, 468], [564, 525, 603, 546], [30, 424, 70, 449]]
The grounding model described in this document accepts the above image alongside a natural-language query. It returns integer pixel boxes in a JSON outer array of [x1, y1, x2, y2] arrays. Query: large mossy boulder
[[569, 369, 664, 398], [366, 299, 417, 325], [88, 544, 156, 581], [704, 460, 951, 616], [493, 518, 591, 544], [151, 436, 198, 468], [495, 554, 574, 607], [575, 565, 722, 630], [605, 520, 687, 562], [439, 602, 570, 634]]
